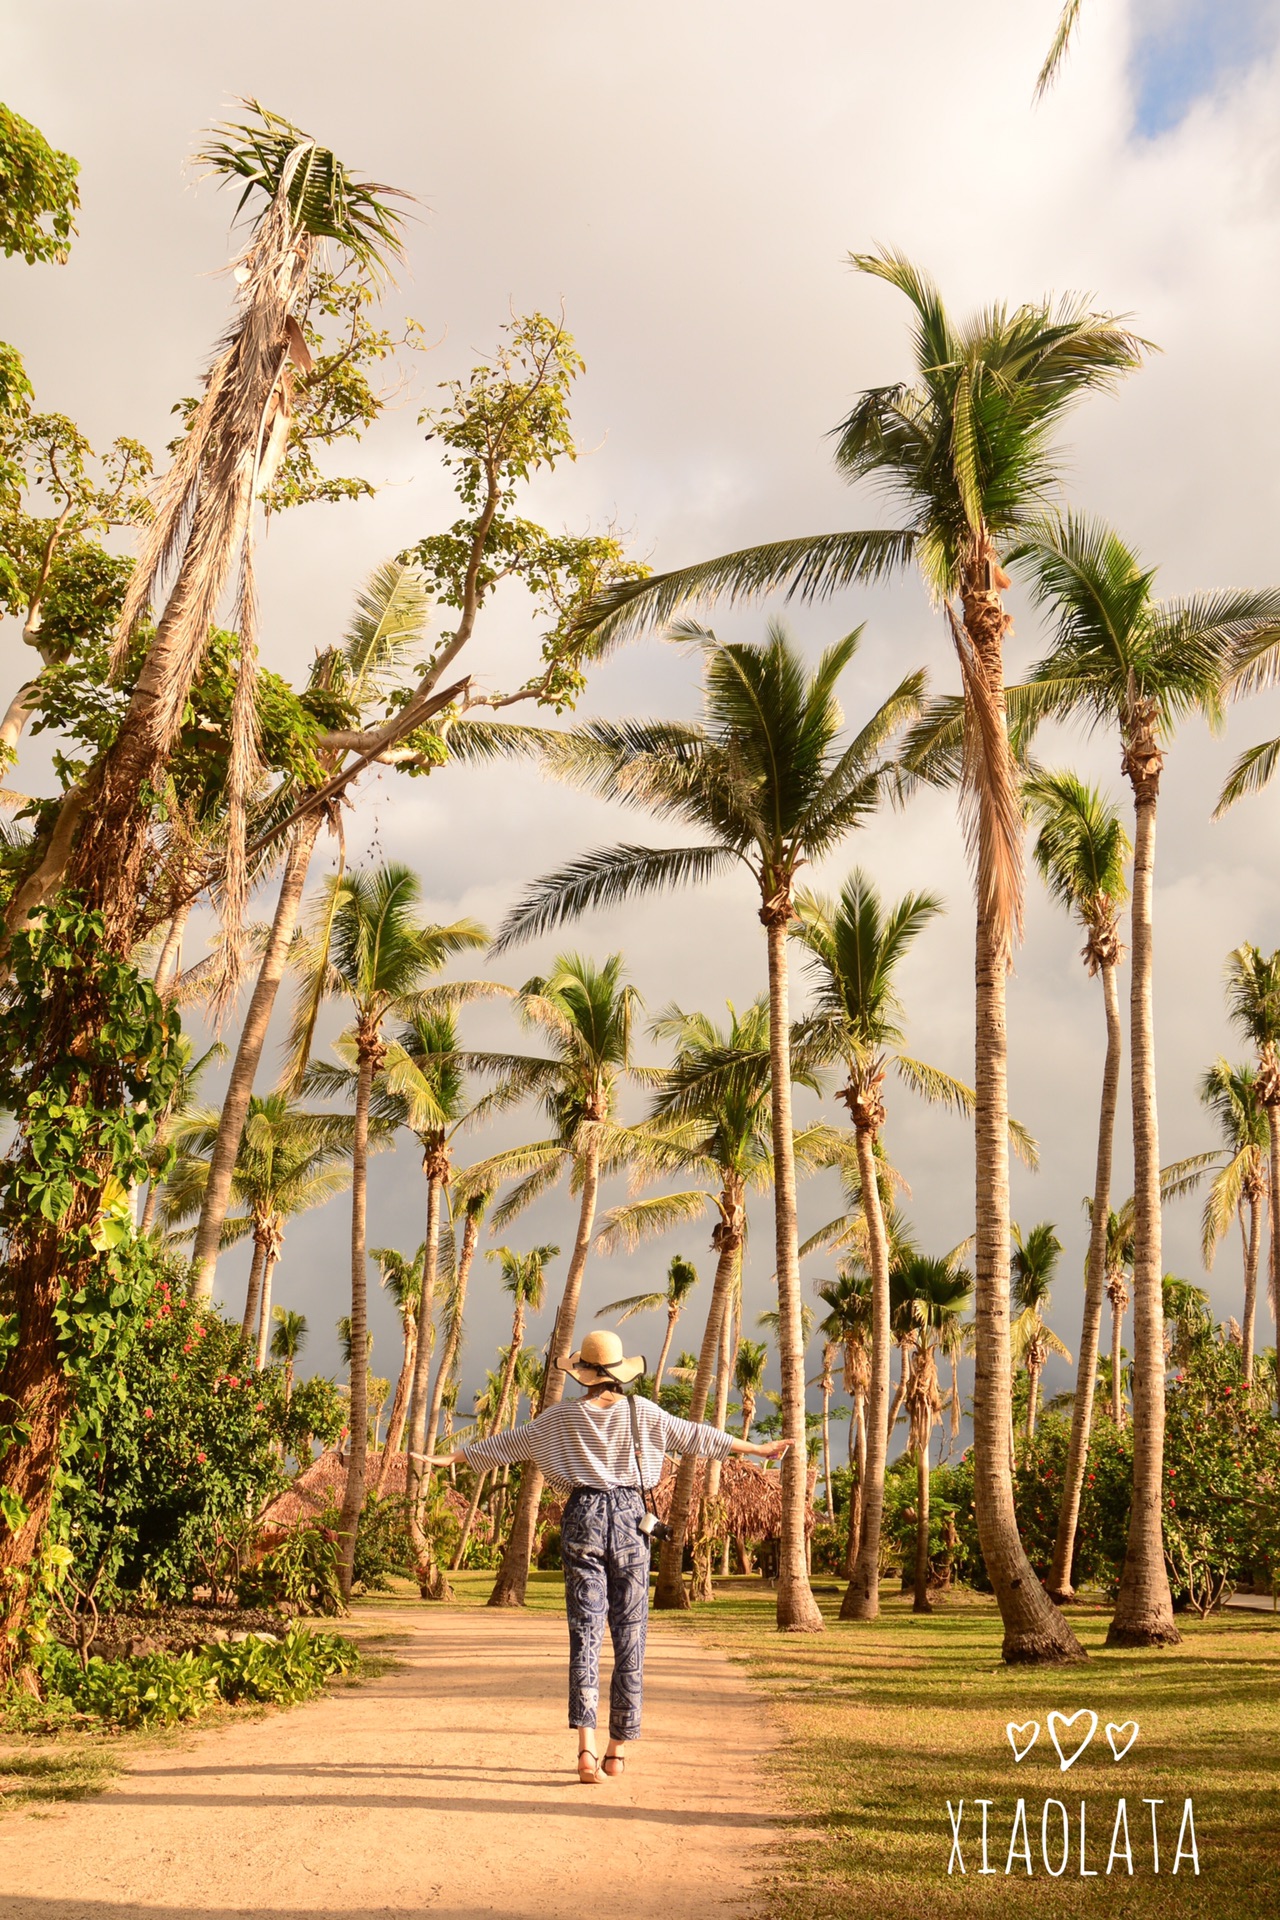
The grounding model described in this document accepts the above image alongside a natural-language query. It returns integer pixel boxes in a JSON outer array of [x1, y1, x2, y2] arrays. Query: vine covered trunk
[[1050, 958, 1123, 1599], [488, 1132, 602, 1607]]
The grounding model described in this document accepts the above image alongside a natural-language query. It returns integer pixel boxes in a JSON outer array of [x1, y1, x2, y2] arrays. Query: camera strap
[[626, 1392, 661, 1526]]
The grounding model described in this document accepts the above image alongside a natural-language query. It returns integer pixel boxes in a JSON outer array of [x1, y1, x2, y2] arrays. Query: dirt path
[[0, 1608, 778, 1920]]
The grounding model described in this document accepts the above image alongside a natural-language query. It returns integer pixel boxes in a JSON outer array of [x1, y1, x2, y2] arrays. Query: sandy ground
[[0, 1608, 779, 1920]]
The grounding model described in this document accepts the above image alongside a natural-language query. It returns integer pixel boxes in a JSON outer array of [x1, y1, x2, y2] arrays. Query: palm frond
[[490, 843, 738, 955], [593, 1190, 713, 1253]]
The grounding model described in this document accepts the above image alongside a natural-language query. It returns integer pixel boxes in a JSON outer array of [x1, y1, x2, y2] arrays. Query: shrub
[[238, 1523, 344, 1616]]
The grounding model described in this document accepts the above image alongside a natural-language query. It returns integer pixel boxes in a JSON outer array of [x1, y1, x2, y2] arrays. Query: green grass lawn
[[403, 1571, 1279, 1919]]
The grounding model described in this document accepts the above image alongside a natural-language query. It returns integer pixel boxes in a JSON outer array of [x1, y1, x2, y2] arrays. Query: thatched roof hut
[[540, 1459, 815, 1542], [259, 1449, 484, 1538]]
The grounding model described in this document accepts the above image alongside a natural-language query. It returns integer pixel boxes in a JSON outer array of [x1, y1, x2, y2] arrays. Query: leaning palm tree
[[593, 996, 830, 1610], [494, 625, 919, 1633], [369, 1244, 424, 1485], [162, 1091, 353, 1365], [1010, 1223, 1071, 1440], [1025, 771, 1131, 1601], [457, 954, 641, 1608], [287, 861, 488, 1597], [571, 256, 1144, 1662], [269, 1306, 308, 1405], [792, 867, 1015, 1622], [597, 1254, 700, 1395], [1014, 514, 1280, 1646], [1198, 1059, 1269, 1381], [1224, 945, 1280, 1363]]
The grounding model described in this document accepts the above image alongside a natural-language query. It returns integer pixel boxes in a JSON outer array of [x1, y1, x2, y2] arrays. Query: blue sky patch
[[1129, 0, 1279, 135]]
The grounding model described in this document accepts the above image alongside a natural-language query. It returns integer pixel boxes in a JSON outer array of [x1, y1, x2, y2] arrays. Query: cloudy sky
[[6, 0, 1280, 1439]]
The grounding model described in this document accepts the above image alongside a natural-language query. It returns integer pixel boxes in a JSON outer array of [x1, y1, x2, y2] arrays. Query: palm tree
[[453, 1245, 558, 1563], [337, 1317, 387, 1448], [1015, 514, 1280, 1647], [792, 867, 1008, 1622], [814, 1273, 871, 1573], [269, 1306, 308, 1405], [420, 1181, 490, 1470], [369, 1244, 424, 1485], [287, 861, 487, 1597], [1010, 1223, 1071, 1439], [458, 953, 640, 1608], [1198, 1059, 1269, 1381], [162, 1092, 352, 1366], [594, 996, 829, 1609], [890, 1256, 973, 1613], [494, 625, 920, 1633], [1162, 1275, 1212, 1366], [188, 559, 431, 1300], [597, 1254, 700, 1395], [1025, 771, 1131, 1601], [571, 257, 1143, 1662], [1224, 945, 1280, 1371], [734, 1338, 769, 1442]]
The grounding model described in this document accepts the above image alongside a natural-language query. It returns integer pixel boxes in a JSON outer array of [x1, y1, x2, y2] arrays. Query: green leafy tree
[[1015, 513, 1280, 1647], [0, 105, 79, 265], [494, 624, 919, 1633], [574, 256, 1145, 1663]]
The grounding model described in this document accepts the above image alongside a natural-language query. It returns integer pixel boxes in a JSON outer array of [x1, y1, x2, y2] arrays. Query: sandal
[[578, 1749, 600, 1784], [602, 1751, 626, 1777]]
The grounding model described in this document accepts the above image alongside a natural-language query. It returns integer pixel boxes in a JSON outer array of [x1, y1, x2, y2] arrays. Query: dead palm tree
[[1014, 513, 1280, 1647], [458, 953, 641, 1608], [597, 1253, 700, 1395], [1224, 946, 1280, 1365], [286, 861, 487, 1597], [572, 256, 1144, 1662], [1025, 770, 1131, 1600], [493, 625, 919, 1633], [1010, 1223, 1071, 1440], [1198, 1059, 1269, 1382]]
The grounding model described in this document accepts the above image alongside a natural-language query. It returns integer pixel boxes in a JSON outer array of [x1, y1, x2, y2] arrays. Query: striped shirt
[[461, 1394, 735, 1493]]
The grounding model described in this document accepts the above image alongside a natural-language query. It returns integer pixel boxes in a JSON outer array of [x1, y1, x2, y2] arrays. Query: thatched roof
[[542, 1459, 815, 1542], [259, 1449, 483, 1536]]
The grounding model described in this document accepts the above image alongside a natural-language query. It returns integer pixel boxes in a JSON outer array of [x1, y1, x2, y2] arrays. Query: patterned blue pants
[[562, 1485, 650, 1741]]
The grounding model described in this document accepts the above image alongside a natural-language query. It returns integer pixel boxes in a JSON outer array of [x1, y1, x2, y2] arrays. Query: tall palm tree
[[287, 861, 487, 1596], [494, 625, 919, 1633], [734, 1338, 769, 1442], [369, 1244, 424, 1485], [792, 867, 1013, 1622], [593, 996, 830, 1609], [1010, 1223, 1071, 1439], [458, 953, 641, 1608], [420, 1181, 490, 1469], [571, 256, 1144, 1662], [337, 1317, 387, 1448], [454, 1244, 558, 1561], [1224, 945, 1280, 1367], [269, 1306, 308, 1405], [597, 1254, 700, 1395], [1015, 514, 1280, 1647], [162, 1092, 353, 1365], [1024, 771, 1131, 1601], [889, 1256, 973, 1613], [1162, 1275, 1212, 1366], [1198, 1059, 1269, 1381], [815, 1272, 871, 1574], [189, 559, 431, 1299]]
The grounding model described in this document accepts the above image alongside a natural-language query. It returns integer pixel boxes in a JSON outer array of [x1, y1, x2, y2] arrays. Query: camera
[[638, 1510, 673, 1544]]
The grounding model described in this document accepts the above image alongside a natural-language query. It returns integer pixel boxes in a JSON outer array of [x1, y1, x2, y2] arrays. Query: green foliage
[[0, 105, 79, 264], [238, 1523, 344, 1616], [350, 1491, 414, 1591], [26, 1623, 359, 1729]]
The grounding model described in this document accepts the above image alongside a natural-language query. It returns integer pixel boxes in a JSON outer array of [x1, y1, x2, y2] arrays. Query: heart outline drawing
[[1106, 1720, 1139, 1762], [1048, 1708, 1098, 1771], [1006, 1720, 1040, 1763]]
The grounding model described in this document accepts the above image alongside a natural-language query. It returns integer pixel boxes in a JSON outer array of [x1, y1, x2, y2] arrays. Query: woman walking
[[433, 1328, 788, 1781]]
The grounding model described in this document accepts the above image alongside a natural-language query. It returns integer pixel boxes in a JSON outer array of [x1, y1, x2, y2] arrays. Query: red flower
[[255, 1401, 264, 1413], [182, 1341, 193, 1354], [143, 1406, 154, 1419], [196, 1451, 207, 1464], [227, 1375, 240, 1388]]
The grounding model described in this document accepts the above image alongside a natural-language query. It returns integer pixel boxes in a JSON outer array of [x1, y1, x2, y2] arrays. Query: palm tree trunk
[[254, 1253, 277, 1370], [762, 910, 823, 1634], [423, 1204, 480, 1462], [654, 1220, 740, 1609], [189, 816, 322, 1301], [820, 1369, 833, 1519], [406, 1161, 450, 1599], [152, 900, 191, 998], [240, 1236, 268, 1344], [1242, 1190, 1261, 1383], [688, 1250, 738, 1605], [842, 1122, 892, 1620], [1049, 958, 1122, 1601], [377, 1322, 417, 1490], [488, 1133, 603, 1607], [337, 1046, 375, 1600], [1108, 763, 1178, 1645], [913, 1434, 932, 1614], [1265, 1111, 1280, 1356], [972, 904, 1083, 1661], [1026, 1361, 1040, 1438], [654, 1306, 679, 1394], [847, 1389, 866, 1577], [1110, 1284, 1126, 1424], [452, 1468, 489, 1571]]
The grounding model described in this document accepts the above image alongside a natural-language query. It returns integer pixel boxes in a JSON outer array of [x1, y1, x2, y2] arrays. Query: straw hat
[[558, 1327, 644, 1386]]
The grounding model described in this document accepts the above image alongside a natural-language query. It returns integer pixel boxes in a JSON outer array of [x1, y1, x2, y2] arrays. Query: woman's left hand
[[754, 1439, 790, 1460]]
